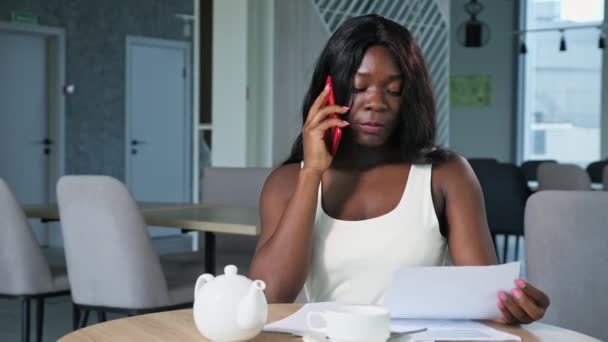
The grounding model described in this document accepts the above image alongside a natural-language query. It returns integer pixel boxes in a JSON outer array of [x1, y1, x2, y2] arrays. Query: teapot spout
[[236, 280, 268, 330]]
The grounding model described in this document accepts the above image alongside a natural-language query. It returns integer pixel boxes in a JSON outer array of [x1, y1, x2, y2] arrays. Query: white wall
[[449, 0, 517, 162], [211, 0, 248, 166], [247, 0, 274, 167], [272, 0, 329, 165], [213, 0, 318, 167]]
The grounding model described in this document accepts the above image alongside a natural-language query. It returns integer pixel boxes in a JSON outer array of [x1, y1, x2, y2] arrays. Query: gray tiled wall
[[0, 0, 193, 179]]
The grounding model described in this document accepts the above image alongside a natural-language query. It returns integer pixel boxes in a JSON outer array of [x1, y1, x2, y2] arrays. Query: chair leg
[[491, 234, 499, 262], [36, 298, 44, 342], [79, 310, 90, 328], [97, 310, 107, 323], [502, 235, 509, 263], [22, 297, 31, 342], [514, 236, 520, 262], [72, 304, 80, 331]]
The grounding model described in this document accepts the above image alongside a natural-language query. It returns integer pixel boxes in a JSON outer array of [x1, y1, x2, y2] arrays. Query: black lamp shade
[[465, 21, 483, 47]]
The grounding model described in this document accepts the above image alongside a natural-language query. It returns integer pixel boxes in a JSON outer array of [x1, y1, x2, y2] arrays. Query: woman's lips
[[358, 123, 384, 134]]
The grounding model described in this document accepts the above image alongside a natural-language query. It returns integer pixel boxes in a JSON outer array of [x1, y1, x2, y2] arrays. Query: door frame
[[124, 35, 193, 200], [0, 21, 66, 201]]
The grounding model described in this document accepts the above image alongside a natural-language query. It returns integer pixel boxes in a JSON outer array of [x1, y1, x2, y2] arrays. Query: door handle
[[131, 139, 147, 146], [34, 138, 53, 146]]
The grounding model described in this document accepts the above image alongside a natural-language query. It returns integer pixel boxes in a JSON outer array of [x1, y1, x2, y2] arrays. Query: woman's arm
[[433, 155, 497, 265], [249, 165, 322, 303], [433, 155, 549, 323], [249, 85, 350, 303]]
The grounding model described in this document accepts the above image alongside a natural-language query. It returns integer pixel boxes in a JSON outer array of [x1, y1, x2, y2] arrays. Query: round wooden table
[[58, 304, 599, 341]]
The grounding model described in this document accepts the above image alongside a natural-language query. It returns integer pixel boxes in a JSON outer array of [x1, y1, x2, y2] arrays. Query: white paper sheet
[[385, 262, 521, 320], [391, 319, 521, 341], [264, 302, 520, 341]]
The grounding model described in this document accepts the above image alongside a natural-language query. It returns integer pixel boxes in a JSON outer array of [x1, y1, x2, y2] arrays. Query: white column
[[211, 0, 248, 166]]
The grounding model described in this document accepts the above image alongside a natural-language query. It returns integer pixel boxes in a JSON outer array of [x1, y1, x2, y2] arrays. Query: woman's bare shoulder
[[431, 152, 478, 189], [261, 163, 302, 201]]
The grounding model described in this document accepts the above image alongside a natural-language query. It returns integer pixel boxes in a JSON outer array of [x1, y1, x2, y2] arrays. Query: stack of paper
[[391, 319, 520, 341]]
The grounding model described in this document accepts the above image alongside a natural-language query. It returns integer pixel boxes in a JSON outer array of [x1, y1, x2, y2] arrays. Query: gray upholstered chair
[[520, 159, 557, 182], [537, 163, 591, 191], [0, 179, 70, 342], [200, 167, 272, 260], [56, 175, 204, 328], [525, 191, 608, 340]]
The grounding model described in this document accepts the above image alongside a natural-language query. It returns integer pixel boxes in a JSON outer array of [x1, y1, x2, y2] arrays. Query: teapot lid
[[224, 265, 238, 276]]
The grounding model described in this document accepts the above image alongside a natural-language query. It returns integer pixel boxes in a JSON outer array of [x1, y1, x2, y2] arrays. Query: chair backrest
[[520, 160, 557, 182], [57, 175, 170, 309], [200, 167, 272, 208], [603, 165, 608, 190], [525, 191, 608, 341], [200, 167, 272, 256], [0, 179, 54, 295], [586, 160, 608, 183], [537, 163, 591, 191], [469, 163, 529, 236], [486, 164, 530, 235], [467, 158, 499, 170]]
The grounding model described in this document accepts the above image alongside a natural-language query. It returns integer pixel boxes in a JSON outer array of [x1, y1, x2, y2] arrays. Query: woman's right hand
[[302, 85, 350, 174]]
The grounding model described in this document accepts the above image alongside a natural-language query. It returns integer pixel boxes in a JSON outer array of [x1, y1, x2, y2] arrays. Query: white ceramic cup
[[306, 305, 390, 342]]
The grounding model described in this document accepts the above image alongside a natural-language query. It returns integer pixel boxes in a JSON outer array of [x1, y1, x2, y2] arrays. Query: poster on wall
[[450, 74, 492, 107]]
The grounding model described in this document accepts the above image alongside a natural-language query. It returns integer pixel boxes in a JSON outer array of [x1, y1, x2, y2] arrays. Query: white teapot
[[193, 265, 268, 341]]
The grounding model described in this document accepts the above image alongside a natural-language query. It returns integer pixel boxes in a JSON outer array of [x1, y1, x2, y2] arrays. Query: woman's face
[[347, 45, 402, 147]]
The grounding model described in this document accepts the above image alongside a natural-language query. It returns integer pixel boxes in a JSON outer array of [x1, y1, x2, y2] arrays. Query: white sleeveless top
[[304, 164, 447, 305]]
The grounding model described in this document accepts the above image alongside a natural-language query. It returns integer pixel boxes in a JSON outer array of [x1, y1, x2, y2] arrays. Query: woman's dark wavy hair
[[283, 14, 449, 165]]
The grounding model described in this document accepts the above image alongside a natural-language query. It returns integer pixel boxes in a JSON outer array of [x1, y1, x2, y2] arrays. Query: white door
[[125, 36, 192, 237], [0, 30, 51, 244]]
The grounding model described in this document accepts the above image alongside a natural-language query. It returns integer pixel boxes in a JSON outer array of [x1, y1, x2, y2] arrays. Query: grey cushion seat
[[525, 191, 608, 340], [0, 179, 70, 296], [0, 178, 70, 342], [537, 163, 591, 190], [57, 175, 207, 313]]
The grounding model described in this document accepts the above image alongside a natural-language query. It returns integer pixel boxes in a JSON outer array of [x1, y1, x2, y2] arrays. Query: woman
[[249, 14, 549, 325]]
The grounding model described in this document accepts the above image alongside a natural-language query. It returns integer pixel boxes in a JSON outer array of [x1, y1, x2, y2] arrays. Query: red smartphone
[[325, 75, 342, 155]]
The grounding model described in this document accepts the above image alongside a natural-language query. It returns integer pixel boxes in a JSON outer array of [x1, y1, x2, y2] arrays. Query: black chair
[[520, 160, 557, 182], [470, 162, 531, 263], [467, 158, 499, 170], [586, 160, 608, 184]]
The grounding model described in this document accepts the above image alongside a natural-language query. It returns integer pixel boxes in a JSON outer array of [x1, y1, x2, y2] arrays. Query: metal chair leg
[[72, 304, 80, 331], [79, 310, 90, 328], [502, 235, 509, 263], [492, 234, 499, 262], [514, 236, 520, 261], [22, 297, 31, 342], [97, 310, 107, 323], [36, 298, 45, 342]]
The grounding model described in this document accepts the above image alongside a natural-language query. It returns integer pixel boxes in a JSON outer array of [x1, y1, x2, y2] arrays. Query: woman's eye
[[387, 89, 402, 96], [352, 87, 366, 93]]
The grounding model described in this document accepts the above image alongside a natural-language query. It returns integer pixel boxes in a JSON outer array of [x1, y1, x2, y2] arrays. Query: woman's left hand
[[496, 278, 550, 324]]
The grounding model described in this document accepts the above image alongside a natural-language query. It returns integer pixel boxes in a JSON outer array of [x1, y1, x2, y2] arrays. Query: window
[[520, 0, 604, 166]]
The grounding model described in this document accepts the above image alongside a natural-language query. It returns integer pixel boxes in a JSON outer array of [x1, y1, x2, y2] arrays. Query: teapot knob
[[224, 265, 238, 276]]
